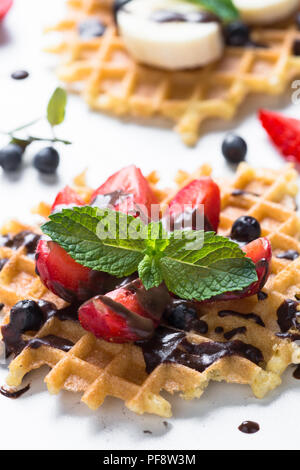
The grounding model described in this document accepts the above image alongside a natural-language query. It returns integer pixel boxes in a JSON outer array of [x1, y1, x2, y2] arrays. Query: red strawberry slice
[[259, 109, 300, 166], [214, 237, 272, 301], [0, 0, 13, 20], [78, 280, 163, 343], [91, 165, 159, 218], [36, 240, 118, 303], [51, 185, 85, 213], [167, 178, 221, 232]]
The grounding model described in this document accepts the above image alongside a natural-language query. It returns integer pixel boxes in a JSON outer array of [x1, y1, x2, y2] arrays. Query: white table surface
[[0, 0, 300, 451]]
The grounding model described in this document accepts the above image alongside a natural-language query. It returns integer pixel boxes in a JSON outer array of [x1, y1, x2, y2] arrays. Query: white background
[[0, 0, 299, 451]]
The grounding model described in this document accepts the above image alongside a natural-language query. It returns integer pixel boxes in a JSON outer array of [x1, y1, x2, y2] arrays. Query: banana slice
[[233, 0, 299, 25], [116, 0, 224, 70]]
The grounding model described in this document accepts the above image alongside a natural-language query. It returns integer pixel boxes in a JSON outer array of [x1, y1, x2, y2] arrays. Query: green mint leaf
[[160, 231, 257, 301], [47, 87, 67, 127], [185, 0, 239, 22], [42, 207, 258, 300], [138, 255, 163, 290], [42, 206, 146, 277]]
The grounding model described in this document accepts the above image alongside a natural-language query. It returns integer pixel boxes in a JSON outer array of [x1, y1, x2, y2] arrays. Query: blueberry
[[225, 22, 250, 47], [33, 147, 59, 174], [230, 216, 261, 243], [10, 300, 44, 332], [222, 133, 247, 164], [78, 18, 106, 38], [166, 303, 197, 330], [0, 144, 23, 172]]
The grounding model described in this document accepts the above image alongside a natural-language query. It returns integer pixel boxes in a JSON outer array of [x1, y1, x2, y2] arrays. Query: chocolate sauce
[[215, 326, 224, 334], [277, 299, 300, 333], [98, 286, 165, 339], [231, 189, 259, 197], [293, 39, 300, 56], [238, 421, 260, 434], [257, 291, 268, 301], [276, 332, 300, 341], [114, 0, 132, 22], [218, 310, 265, 327], [150, 9, 220, 24], [0, 231, 41, 259], [293, 364, 300, 379], [276, 250, 299, 261], [28, 335, 74, 352], [224, 326, 246, 340], [0, 303, 4, 312], [0, 384, 30, 399], [1, 300, 78, 357], [138, 326, 263, 374], [11, 70, 29, 80], [0, 258, 8, 271], [128, 281, 171, 323]]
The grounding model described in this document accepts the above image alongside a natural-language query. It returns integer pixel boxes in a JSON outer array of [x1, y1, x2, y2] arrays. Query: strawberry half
[[259, 109, 300, 166], [91, 164, 159, 218], [167, 177, 221, 232], [51, 185, 85, 213], [78, 280, 168, 343], [214, 237, 272, 301], [36, 240, 118, 303]]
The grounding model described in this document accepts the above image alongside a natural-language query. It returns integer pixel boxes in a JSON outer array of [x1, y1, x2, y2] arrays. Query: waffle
[[1, 163, 300, 417], [45, 0, 300, 145]]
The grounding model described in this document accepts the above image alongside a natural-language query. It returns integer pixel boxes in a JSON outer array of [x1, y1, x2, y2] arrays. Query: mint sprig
[[184, 0, 239, 22], [42, 207, 257, 302]]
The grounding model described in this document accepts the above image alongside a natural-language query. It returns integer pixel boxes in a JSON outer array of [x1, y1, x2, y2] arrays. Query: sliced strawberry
[[36, 240, 119, 303], [167, 178, 221, 232], [259, 109, 300, 166], [214, 237, 272, 301], [51, 185, 85, 213], [91, 165, 159, 217], [78, 280, 164, 343], [0, 0, 13, 20]]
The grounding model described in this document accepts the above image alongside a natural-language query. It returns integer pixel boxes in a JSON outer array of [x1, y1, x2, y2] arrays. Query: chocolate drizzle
[[28, 335, 74, 352], [0, 258, 8, 271], [0, 231, 41, 259], [224, 326, 246, 340], [1, 300, 78, 357], [218, 310, 265, 327], [231, 189, 259, 197], [257, 291, 268, 301], [293, 364, 300, 379], [238, 421, 260, 434], [277, 299, 300, 333], [150, 9, 220, 24], [138, 326, 264, 375], [276, 250, 299, 261], [96, 283, 171, 340], [0, 384, 30, 399]]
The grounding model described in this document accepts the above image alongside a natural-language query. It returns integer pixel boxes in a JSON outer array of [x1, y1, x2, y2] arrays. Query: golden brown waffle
[[1, 163, 300, 417], [45, 0, 300, 145]]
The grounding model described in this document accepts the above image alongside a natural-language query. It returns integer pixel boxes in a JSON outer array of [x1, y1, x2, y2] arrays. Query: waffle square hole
[[253, 204, 290, 235], [99, 73, 127, 96], [106, 46, 132, 66], [215, 51, 243, 73], [250, 55, 277, 76], [203, 82, 230, 100], [168, 77, 197, 101], [134, 72, 164, 99]]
